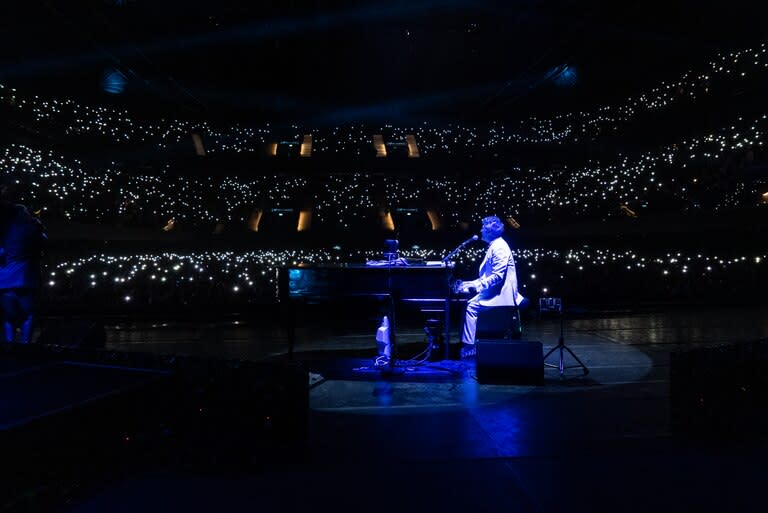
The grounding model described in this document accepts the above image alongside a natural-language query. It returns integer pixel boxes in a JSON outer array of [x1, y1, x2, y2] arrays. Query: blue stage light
[[102, 70, 127, 94], [554, 65, 578, 87]]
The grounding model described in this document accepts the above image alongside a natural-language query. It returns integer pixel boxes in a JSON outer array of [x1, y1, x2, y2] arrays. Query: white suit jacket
[[473, 236, 524, 307]]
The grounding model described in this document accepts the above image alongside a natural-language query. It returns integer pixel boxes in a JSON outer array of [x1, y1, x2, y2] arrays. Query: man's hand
[[461, 280, 479, 294]]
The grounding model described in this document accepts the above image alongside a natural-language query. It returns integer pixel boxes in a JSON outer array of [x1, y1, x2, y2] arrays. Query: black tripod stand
[[543, 299, 589, 378]]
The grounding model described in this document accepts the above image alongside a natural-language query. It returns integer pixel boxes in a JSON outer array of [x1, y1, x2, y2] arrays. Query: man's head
[[480, 216, 504, 242]]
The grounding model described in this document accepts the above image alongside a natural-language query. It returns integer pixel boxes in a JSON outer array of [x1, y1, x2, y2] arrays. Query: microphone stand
[[386, 250, 399, 372], [441, 236, 476, 360], [441, 236, 477, 264], [379, 238, 402, 374]]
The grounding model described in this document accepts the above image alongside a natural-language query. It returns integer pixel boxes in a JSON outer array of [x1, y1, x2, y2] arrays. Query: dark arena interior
[[1, 1, 768, 512]]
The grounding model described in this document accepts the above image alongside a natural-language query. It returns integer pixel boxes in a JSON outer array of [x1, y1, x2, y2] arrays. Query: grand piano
[[277, 262, 459, 360]]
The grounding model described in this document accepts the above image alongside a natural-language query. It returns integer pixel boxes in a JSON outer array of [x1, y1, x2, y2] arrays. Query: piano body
[[277, 262, 457, 359], [279, 263, 453, 300]]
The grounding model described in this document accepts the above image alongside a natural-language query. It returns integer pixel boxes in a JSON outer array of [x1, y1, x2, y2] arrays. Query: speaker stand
[[543, 301, 589, 378]]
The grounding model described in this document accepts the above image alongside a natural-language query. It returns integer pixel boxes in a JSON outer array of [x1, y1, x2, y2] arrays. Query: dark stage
[[3, 304, 759, 513]]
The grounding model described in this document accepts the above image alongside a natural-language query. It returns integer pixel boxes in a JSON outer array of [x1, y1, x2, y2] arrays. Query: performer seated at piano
[[458, 215, 526, 359]]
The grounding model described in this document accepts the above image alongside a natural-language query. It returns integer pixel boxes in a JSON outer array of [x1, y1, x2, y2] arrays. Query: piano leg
[[282, 299, 296, 361], [444, 296, 451, 360], [387, 294, 398, 370]]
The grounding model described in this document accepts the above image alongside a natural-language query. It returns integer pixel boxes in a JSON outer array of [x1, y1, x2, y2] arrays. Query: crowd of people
[[2, 41, 765, 152], [0, 41, 764, 238], [0, 43, 765, 322], [0, 123, 764, 234], [34, 246, 767, 315]]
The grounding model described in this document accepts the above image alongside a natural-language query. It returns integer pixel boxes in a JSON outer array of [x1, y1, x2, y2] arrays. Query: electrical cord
[[372, 336, 464, 377]]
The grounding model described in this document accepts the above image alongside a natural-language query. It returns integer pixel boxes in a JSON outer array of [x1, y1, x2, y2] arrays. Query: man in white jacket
[[459, 216, 525, 358]]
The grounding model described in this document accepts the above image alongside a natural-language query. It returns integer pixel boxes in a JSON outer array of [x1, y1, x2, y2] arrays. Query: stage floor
[[61, 304, 768, 513]]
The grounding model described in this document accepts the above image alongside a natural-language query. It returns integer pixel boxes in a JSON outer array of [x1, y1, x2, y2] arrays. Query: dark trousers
[[1, 288, 37, 344]]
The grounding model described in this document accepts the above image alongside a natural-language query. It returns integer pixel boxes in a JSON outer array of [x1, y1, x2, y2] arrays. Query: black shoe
[[460, 343, 476, 359]]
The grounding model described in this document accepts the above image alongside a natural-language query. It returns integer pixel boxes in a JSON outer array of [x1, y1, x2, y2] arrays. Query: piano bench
[[476, 306, 523, 340]]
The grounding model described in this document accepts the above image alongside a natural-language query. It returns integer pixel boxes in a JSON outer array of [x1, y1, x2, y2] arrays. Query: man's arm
[[476, 244, 509, 292]]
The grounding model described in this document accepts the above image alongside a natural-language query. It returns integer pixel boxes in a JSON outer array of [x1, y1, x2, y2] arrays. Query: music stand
[[383, 239, 399, 260], [383, 239, 399, 372], [541, 298, 589, 378]]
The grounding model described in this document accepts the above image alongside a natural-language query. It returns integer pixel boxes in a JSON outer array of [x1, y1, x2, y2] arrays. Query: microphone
[[442, 235, 479, 263]]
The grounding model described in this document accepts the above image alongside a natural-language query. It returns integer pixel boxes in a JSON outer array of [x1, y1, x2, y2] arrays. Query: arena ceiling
[[0, 0, 764, 125]]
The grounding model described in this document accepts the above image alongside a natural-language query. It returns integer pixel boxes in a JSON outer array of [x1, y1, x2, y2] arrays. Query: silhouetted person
[[0, 189, 47, 344]]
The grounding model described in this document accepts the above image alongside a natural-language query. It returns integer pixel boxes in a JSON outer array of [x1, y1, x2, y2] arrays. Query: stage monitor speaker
[[37, 320, 107, 349], [476, 340, 543, 385]]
